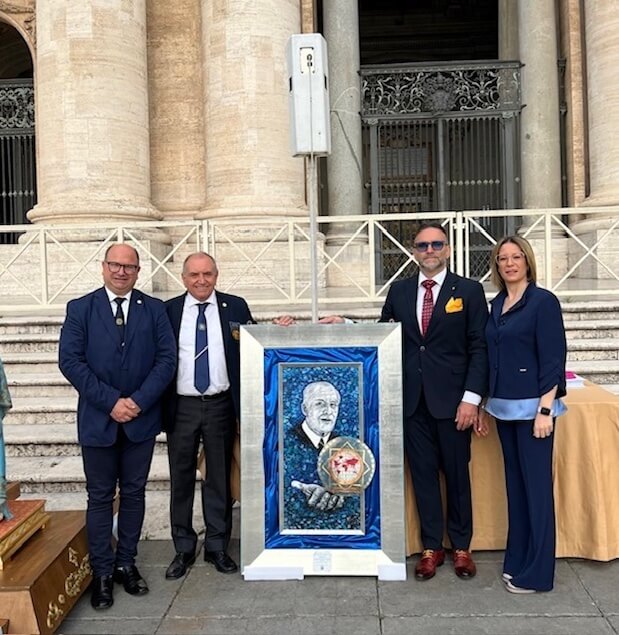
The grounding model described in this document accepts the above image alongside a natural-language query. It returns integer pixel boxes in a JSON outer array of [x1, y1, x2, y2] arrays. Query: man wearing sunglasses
[[323, 221, 488, 581], [59, 243, 176, 610], [382, 222, 488, 581]]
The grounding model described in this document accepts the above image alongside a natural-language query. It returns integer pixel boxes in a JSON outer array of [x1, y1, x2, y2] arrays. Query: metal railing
[[0, 208, 617, 314]]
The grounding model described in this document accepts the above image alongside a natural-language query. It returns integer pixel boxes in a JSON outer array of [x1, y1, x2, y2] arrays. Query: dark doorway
[[358, 0, 498, 65], [0, 20, 35, 244]]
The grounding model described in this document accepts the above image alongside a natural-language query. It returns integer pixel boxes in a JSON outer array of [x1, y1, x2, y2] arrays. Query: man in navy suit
[[322, 221, 488, 580], [379, 222, 488, 580], [58, 243, 176, 610], [163, 252, 256, 578]]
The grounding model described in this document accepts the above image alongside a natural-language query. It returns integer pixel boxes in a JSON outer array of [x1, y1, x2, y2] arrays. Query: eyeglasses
[[105, 261, 139, 274], [413, 240, 447, 252], [496, 253, 526, 265]]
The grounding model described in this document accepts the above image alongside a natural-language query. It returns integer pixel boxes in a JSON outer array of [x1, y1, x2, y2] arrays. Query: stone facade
[[0, 1, 618, 302]]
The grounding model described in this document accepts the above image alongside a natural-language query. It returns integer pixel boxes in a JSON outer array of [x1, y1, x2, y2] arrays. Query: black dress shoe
[[90, 575, 114, 610], [204, 550, 238, 574], [165, 552, 196, 580], [113, 564, 149, 595]]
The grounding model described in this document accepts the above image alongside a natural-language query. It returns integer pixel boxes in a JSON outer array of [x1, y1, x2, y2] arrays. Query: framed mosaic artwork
[[240, 323, 405, 580]]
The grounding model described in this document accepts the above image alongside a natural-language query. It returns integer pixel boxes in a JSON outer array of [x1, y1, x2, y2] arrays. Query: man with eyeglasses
[[322, 221, 488, 581], [385, 222, 488, 580], [59, 243, 176, 610]]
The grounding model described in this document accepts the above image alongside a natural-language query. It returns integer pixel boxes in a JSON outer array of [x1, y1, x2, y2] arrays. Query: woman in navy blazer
[[484, 236, 567, 594]]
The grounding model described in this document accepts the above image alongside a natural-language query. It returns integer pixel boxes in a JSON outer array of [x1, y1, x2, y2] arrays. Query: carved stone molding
[[0, 0, 36, 47]]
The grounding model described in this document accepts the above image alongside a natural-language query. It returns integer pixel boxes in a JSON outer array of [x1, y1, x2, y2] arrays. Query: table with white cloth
[[404, 382, 619, 560]]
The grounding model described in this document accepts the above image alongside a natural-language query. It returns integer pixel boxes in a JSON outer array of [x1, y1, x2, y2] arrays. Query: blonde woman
[[484, 236, 567, 593]]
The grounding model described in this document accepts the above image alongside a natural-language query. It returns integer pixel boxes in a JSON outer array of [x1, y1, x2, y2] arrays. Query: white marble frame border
[[240, 323, 406, 581]]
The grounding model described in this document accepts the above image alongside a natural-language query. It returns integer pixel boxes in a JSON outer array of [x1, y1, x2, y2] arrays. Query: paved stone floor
[[59, 534, 619, 635]]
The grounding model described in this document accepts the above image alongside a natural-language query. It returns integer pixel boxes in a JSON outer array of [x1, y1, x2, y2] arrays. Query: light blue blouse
[[485, 397, 567, 421]]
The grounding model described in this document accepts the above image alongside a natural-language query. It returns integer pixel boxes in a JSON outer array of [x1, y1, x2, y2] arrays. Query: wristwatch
[[537, 406, 552, 416]]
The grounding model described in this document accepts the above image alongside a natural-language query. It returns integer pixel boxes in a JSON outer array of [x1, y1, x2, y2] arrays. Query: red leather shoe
[[452, 549, 476, 578], [414, 548, 445, 580]]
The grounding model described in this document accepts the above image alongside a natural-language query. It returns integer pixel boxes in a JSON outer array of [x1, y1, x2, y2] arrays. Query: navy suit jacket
[[163, 290, 255, 431], [486, 282, 567, 400], [58, 287, 177, 447], [380, 271, 489, 419]]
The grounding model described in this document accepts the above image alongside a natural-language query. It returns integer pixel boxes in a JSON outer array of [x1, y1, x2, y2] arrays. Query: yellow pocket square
[[445, 297, 464, 313]]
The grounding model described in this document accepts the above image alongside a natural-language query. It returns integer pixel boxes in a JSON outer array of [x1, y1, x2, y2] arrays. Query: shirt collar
[[418, 268, 447, 289], [301, 421, 330, 449], [104, 287, 132, 304], [185, 290, 217, 308]]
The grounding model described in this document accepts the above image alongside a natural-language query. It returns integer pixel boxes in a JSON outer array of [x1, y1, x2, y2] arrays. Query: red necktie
[[421, 279, 436, 335]]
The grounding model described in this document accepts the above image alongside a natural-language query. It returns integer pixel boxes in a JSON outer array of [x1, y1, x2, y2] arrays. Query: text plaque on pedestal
[[240, 324, 405, 580]]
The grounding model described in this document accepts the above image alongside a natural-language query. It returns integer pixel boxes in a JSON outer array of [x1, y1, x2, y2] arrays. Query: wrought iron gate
[[0, 79, 36, 244], [361, 62, 522, 281]]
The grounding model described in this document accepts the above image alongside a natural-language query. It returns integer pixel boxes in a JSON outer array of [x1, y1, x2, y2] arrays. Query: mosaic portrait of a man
[[279, 362, 364, 534]]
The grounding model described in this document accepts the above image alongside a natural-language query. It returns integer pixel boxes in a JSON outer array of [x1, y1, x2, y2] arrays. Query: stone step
[[567, 339, 619, 361], [16, 488, 205, 540], [0, 316, 64, 335], [1, 351, 61, 374], [561, 302, 619, 321], [563, 319, 619, 339], [567, 360, 619, 385], [9, 453, 172, 494], [0, 332, 59, 354], [4, 423, 169, 457], [7, 372, 73, 398], [3, 396, 77, 425]]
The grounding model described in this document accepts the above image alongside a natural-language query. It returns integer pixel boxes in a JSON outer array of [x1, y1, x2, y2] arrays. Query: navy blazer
[[486, 282, 567, 400], [380, 271, 489, 420], [58, 287, 177, 447], [163, 290, 255, 431]]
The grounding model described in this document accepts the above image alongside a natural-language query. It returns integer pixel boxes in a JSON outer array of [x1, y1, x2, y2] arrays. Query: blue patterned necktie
[[194, 302, 210, 393]]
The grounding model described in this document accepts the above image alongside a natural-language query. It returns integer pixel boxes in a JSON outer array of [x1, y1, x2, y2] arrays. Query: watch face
[[539, 407, 551, 416]]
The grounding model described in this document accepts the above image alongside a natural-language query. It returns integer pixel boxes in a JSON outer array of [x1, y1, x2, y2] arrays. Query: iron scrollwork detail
[[0, 83, 35, 131], [361, 63, 521, 117]]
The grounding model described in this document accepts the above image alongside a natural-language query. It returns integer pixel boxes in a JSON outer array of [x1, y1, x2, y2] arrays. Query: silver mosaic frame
[[240, 323, 405, 580]]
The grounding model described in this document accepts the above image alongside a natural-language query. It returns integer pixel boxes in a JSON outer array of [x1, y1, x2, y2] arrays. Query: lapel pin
[[222, 302, 227, 308], [137, 299, 143, 305]]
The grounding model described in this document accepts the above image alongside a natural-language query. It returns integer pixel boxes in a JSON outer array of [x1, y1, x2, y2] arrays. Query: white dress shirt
[[301, 420, 331, 449], [104, 287, 132, 322], [177, 291, 230, 396], [416, 268, 447, 332]]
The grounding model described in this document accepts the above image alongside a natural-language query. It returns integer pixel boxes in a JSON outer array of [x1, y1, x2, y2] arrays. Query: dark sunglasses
[[413, 240, 447, 252]]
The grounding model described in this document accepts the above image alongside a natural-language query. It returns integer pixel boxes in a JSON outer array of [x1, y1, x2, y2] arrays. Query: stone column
[[323, 0, 363, 225], [147, 0, 206, 221], [518, 0, 561, 210], [198, 0, 306, 220], [499, 0, 518, 60], [581, 0, 619, 209], [29, 0, 158, 223], [569, 0, 619, 280], [321, 0, 368, 289]]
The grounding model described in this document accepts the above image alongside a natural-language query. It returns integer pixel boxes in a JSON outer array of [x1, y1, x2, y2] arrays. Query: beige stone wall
[[147, 0, 206, 220], [199, 0, 307, 220]]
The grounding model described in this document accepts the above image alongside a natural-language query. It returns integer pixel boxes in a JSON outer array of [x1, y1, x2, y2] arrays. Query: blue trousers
[[497, 418, 556, 591], [81, 428, 156, 577]]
